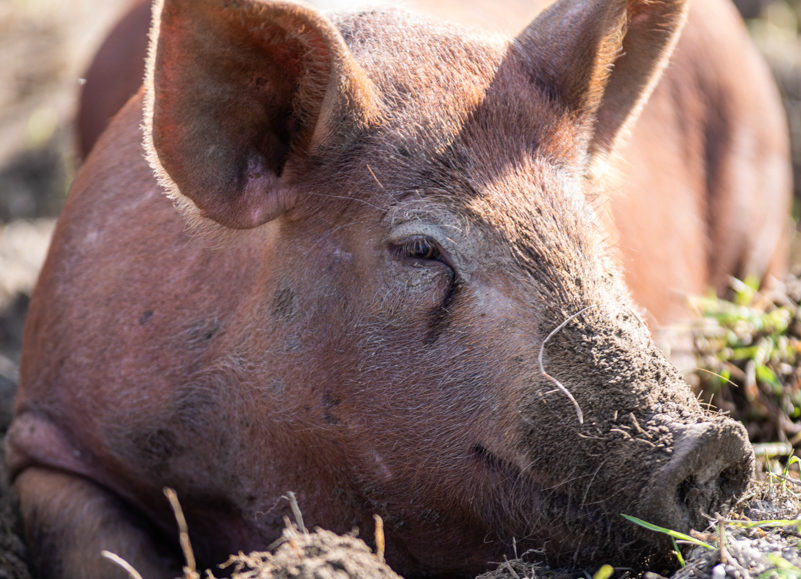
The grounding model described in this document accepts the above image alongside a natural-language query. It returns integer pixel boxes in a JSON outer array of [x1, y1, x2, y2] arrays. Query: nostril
[[676, 474, 695, 510], [718, 464, 745, 499], [675, 465, 743, 527]]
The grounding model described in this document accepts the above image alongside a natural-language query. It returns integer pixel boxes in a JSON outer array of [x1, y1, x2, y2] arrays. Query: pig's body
[[8, 0, 789, 577], [612, 0, 790, 320]]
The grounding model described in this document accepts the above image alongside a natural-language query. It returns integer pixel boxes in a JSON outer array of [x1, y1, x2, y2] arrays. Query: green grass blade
[[726, 519, 801, 531], [621, 514, 715, 549], [672, 537, 685, 567], [757, 554, 801, 578]]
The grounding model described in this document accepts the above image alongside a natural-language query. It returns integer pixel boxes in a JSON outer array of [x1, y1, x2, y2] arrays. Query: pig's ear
[[143, 0, 377, 229], [516, 0, 687, 170]]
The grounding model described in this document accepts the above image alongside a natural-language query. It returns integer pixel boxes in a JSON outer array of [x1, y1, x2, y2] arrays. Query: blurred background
[[0, 0, 131, 403], [0, 0, 800, 397]]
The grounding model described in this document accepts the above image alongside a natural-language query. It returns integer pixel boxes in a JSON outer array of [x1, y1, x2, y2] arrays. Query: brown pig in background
[[7, 0, 792, 577]]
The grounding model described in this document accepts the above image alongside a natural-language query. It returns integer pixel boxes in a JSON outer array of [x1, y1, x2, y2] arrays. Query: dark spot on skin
[[322, 392, 340, 408], [170, 376, 226, 434], [139, 310, 153, 324], [183, 319, 220, 348], [272, 287, 297, 320], [418, 508, 441, 523], [132, 428, 181, 464], [322, 392, 341, 424]]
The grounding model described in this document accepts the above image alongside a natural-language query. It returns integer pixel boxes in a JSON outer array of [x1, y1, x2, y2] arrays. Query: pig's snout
[[638, 418, 753, 533]]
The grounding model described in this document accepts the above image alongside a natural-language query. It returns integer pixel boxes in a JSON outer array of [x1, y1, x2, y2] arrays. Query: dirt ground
[[1, 0, 801, 577]]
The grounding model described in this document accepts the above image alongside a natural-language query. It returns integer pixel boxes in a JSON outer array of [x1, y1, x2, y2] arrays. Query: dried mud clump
[[208, 523, 401, 579]]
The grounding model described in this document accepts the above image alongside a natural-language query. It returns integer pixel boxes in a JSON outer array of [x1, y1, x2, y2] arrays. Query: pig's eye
[[407, 238, 440, 260], [399, 237, 442, 261], [390, 234, 455, 273]]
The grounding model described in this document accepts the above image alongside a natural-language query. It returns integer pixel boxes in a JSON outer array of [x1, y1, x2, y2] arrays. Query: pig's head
[[144, 0, 753, 574]]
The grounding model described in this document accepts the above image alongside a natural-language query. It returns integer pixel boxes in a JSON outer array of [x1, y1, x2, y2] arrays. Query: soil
[[1, 0, 800, 577], [216, 525, 403, 579]]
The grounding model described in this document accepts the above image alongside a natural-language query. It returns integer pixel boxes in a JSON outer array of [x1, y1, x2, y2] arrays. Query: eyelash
[[402, 237, 441, 261], [391, 236, 455, 273]]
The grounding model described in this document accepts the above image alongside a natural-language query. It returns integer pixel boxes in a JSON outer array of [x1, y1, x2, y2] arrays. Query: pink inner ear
[[205, 153, 299, 229], [146, 0, 377, 230], [629, 11, 650, 26]]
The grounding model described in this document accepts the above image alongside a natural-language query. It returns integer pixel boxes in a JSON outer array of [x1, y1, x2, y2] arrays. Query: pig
[[7, 0, 791, 576]]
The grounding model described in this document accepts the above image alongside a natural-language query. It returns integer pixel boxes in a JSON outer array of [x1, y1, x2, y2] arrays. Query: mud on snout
[[505, 413, 753, 569], [494, 312, 755, 569]]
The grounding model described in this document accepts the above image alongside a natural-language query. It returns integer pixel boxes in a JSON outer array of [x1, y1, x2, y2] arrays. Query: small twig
[[374, 514, 385, 563], [694, 367, 740, 389], [284, 491, 307, 533], [164, 487, 198, 579], [287, 533, 303, 558], [771, 472, 801, 487], [501, 557, 521, 579], [538, 305, 597, 424], [628, 412, 647, 436], [717, 514, 728, 566], [101, 551, 144, 579], [366, 164, 384, 190]]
